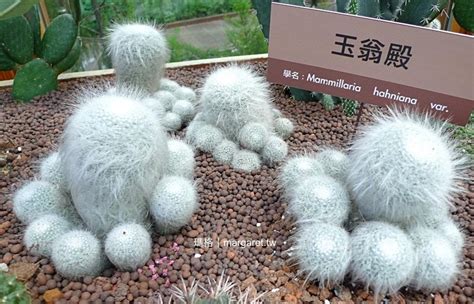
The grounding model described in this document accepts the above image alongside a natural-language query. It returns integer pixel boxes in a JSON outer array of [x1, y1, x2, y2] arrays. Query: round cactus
[[150, 176, 198, 234], [315, 148, 350, 182], [212, 140, 238, 165], [191, 124, 224, 153], [153, 90, 177, 111], [13, 180, 77, 224], [159, 78, 180, 93], [436, 219, 464, 255], [350, 221, 416, 295], [172, 100, 195, 122], [231, 149, 261, 172], [347, 111, 464, 225], [237, 122, 268, 152], [174, 86, 196, 103], [261, 135, 288, 165], [142, 97, 165, 120], [273, 117, 294, 139], [272, 108, 283, 119], [279, 155, 325, 190], [108, 23, 169, 94], [294, 222, 351, 285], [105, 223, 152, 271], [51, 230, 107, 279], [39, 152, 66, 189], [162, 112, 183, 131], [288, 175, 350, 225], [165, 139, 195, 178], [408, 226, 459, 291], [199, 65, 274, 142], [61, 94, 168, 237], [24, 214, 72, 257], [185, 117, 206, 143]]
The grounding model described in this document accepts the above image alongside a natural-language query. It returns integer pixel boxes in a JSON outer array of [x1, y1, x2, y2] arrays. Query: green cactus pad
[[0, 47, 15, 70], [12, 58, 58, 101], [53, 38, 81, 74], [0, 0, 38, 20], [0, 16, 33, 64], [397, 0, 447, 26], [453, 0, 474, 32], [40, 13, 77, 65]]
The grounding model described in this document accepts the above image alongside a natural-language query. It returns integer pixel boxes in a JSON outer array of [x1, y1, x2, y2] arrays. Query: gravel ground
[[0, 60, 472, 303]]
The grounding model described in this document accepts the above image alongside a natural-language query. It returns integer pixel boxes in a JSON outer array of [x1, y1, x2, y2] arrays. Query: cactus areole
[[266, 3, 474, 125]]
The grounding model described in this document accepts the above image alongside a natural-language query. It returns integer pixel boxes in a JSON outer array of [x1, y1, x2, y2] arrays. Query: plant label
[[267, 2, 474, 125]]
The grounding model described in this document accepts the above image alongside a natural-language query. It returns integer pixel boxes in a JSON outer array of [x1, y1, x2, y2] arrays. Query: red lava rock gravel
[[0, 60, 472, 303]]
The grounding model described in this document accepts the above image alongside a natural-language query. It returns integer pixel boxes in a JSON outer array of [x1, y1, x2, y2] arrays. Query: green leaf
[[40, 13, 77, 65], [0, 15, 33, 64], [53, 37, 81, 74], [12, 58, 58, 102], [397, 0, 447, 26], [24, 4, 41, 56], [0, 0, 38, 20], [454, 0, 474, 32], [0, 47, 15, 70]]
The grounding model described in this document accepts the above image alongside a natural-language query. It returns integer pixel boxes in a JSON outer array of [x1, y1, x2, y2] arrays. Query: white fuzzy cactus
[[108, 23, 169, 94], [408, 226, 460, 291], [174, 87, 196, 103], [39, 152, 66, 189], [212, 140, 238, 165], [172, 100, 195, 122], [24, 214, 72, 257], [153, 90, 176, 111], [186, 65, 294, 170], [191, 124, 224, 153], [347, 110, 464, 225], [273, 117, 294, 139], [280, 155, 325, 190], [150, 176, 198, 234], [288, 175, 350, 225], [61, 94, 168, 237], [261, 135, 288, 165], [13, 180, 78, 224], [237, 122, 268, 152], [350, 221, 416, 295], [231, 149, 261, 172], [52, 230, 108, 279], [199, 65, 274, 142], [165, 139, 195, 178], [105, 223, 152, 271], [142, 96, 165, 120], [315, 148, 350, 182], [293, 222, 351, 285], [162, 112, 183, 131]]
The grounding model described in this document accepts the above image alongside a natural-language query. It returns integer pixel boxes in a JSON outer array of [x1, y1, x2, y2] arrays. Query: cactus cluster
[[280, 110, 465, 295], [0, 8, 80, 101], [0, 272, 31, 304], [186, 65, 294, 172], [13, 30, 200, 278], [281, 148, 351, 286], [108, 23, 197, 132]]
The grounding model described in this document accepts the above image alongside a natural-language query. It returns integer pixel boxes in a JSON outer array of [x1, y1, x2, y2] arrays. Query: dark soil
[[0, 60, 472, 304]]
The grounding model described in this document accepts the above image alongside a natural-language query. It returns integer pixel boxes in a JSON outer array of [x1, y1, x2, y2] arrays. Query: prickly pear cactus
[[0, 7, 80, 101], [0, 272, 31, 304]]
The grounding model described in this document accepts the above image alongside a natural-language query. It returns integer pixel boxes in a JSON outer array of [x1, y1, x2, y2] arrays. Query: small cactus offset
[[0, 272, 31, 304], [0, 8, 80, 101]]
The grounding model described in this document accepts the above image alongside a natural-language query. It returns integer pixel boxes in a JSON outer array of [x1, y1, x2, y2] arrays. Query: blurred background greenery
[[42, 0, 267, 71]]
